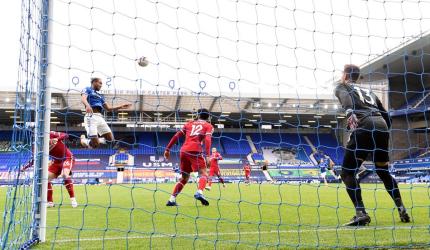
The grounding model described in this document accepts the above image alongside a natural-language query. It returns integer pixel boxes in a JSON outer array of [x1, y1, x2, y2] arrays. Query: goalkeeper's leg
[[373, 130, 410, 222], [341, 150, 370, 226], [375, 162, 410, 222]]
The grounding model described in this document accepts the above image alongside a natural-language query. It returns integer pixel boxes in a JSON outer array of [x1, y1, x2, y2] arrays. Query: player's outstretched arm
[[103, 102, 132, 112], [164, 131, 184, 160], [20, 159, 34, 172]]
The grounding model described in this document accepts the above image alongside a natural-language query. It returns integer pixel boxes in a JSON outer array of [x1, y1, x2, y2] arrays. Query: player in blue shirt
[[318, 157, 339, 186], [80, 77, 131, 148], [173, 163, 180, 182]]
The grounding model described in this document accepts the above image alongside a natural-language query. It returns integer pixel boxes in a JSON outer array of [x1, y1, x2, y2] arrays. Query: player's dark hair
[[91, 77, 101, 84], [197, 108, 210, 120], [344, 64, 360, 82]]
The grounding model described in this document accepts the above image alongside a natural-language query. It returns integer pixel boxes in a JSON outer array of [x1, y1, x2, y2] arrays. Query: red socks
[[218, 177, 224, 184], [47, 182, 53, 202], [172, 178, 188, 197], [47, 178, 75, 203], [64, 178, 75, 198], [198, 175, 207, 191]]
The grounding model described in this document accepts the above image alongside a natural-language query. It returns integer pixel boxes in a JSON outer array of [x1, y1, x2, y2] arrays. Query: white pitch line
[[54, 226, 428, 243]]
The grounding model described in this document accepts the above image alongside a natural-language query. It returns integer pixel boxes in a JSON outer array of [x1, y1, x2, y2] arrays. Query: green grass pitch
[[1, 183, 429, 249]]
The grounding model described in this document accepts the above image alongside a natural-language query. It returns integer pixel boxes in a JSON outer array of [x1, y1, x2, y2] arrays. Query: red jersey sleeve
[[203, 123, 214, 156], [179, 123, 187, 135], [166, 131, 184, 151], [49, 131, 68, 141], [166, 123, 188, 151], [217, 153, 223, 160], [205, 123, 214, 136]]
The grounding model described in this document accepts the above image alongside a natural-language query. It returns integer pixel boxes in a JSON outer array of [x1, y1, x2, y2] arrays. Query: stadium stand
[[306, 134, 344, 164], [219, 133, 251, 155], [0, 131, 344, 163]]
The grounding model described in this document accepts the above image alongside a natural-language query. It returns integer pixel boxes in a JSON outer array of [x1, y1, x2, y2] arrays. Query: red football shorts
[[245, 172, 250, 178], [180, 151, 206, 174], [48, 158, 74, 177]]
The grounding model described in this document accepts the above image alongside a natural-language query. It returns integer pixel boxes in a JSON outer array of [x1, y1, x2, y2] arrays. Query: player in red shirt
[[243, 162, 251, 185], [22, 131, 77, 208], [205, 147, 225, 191], [164, 109, 213, 206]]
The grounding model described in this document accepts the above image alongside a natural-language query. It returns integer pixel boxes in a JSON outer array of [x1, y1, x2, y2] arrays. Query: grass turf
[[1, 183, 429, 249]]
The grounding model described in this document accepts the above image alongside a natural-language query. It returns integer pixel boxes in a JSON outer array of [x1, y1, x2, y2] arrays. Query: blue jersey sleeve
[[82, 86, 105, 109], [82, 87, 91, 95]]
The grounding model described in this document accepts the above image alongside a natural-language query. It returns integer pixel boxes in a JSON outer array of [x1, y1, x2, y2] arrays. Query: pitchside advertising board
[[0, 151, 355, 184], [48, 154, 253, 184]]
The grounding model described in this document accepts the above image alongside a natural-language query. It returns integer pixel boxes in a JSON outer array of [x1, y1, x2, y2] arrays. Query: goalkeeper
[[335, 64, 410, 226]]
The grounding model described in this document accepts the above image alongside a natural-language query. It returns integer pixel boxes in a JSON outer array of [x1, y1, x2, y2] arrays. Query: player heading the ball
[[335, 64, 410, 226], [164, 108, 214, 206], [80, 77, 131, 148]]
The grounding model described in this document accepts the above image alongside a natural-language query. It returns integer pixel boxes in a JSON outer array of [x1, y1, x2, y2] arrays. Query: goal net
[[1, 0, 429, 249]]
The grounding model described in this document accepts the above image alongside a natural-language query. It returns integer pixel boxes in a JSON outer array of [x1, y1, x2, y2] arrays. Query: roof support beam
[[208, 97, 220, 112], [174, 95, 182, 111]]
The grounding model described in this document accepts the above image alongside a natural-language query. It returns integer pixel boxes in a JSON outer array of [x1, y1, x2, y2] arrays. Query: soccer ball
[[137, 56, 148, 67]]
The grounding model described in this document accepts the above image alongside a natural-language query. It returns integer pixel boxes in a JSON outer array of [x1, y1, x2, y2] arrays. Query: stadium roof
[[0, 90, 343, 129], [360, 31, 430, 83]]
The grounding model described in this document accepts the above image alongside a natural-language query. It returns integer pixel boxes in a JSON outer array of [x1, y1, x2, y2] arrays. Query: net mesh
[[1, 0, 430, 249], [1, 0, 46, 249]]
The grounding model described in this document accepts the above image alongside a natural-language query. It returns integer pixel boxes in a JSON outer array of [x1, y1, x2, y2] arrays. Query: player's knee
[[103, 133, 114, 142], [340, 170, 347, 180], [199, 169, 207, 176], [90, 138, 99, 148], [48, 173, 56, 181], [340, 169, 353, 181], [62, 172, 71, 179], [181, 172, 190, 180], [375, 168, 390, 178], [181, 176, 189, 183]]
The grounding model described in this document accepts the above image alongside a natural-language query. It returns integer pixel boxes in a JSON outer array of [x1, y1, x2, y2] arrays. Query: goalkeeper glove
[[347, 113, 358, 131]]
